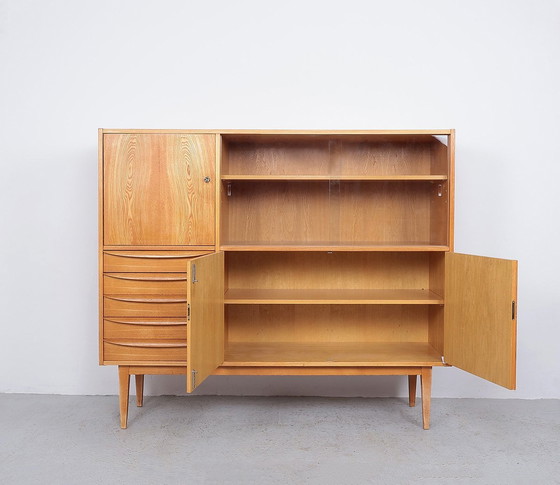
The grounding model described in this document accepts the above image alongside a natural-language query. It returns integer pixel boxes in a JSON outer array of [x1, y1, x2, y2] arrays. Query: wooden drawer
[[104, 318, 187, 340], [104, 251, 211, 273], [104, 273, 187, 295], [104, 296, 187, 317], [104, 340, 187, 362]]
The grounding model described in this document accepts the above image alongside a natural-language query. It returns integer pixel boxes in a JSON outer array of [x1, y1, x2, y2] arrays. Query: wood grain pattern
[[99, 129, 105, 364], [104, 273, 188, 295], [104, 318, 187, 340], [187, 252, 224, 392], [104, 251, 210, 272], [104, 134, 215, 245], [105, 340, 187, 362], [103, 129, 453, 135], [226, 305, 431, 343], [223, 342, 442, 367], [226, 251, 441, 291], [444, 253, 517, 389], [224, 288, 443, 304], [103, 296, 187, 318], [223, 181, 447, 245]]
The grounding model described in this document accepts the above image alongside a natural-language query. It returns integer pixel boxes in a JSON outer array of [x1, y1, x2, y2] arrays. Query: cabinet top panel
[[100, 129, 453, 135]]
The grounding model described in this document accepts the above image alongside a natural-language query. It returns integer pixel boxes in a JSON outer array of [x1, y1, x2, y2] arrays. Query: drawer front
[[104, 340, 187, 362], [104, 296, 187, 317], [104, 251, 212, 273], [104, 318, 187, 340], [104, 273, 188, 295]]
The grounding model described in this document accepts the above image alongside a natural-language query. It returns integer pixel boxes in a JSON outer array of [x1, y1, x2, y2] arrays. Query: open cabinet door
[[186, 252, 224, 392], [444, 253, 518, 389]]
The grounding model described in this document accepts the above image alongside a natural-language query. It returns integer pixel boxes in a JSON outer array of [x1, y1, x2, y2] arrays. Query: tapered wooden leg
[[118, 366, 130, 429], [408, 375, 417, 407], [421, 367, 432, 430], [135, 375, 144, 407]]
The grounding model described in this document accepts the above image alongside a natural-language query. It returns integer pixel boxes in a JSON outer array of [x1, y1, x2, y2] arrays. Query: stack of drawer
[[102, 251, 210, 364]]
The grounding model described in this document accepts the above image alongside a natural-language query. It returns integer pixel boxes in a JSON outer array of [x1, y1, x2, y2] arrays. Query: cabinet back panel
[[227, 252, 440, 290], [226, 305, 429, 343], [223, 135, 449, 177], [223, 181, 446, 245]]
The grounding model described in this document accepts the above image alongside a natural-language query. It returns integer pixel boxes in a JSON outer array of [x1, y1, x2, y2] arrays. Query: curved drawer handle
[[104, 252, 193, 260], [105, 275, 188, 282], [105, 296, 188, 303], [105, 340, 187, 348], [105, 319, 187, 326]]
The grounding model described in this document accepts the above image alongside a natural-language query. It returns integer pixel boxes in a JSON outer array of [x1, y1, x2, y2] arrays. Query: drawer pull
[[105, 275, 188, 282], [105, 252, 193, 260], [105, 296, 188, 303], [105, 340, 187, 348], [106, 319, 187, 326]]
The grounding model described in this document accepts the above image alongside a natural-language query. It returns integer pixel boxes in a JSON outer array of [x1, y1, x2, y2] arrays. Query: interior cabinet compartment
[[224, 305, 442, 366], [223, 252, 445, 366], [221, 181, 449, 249], [221, 134, 449, 178]]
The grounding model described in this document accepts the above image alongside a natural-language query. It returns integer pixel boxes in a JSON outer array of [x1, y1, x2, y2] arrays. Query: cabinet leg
[[135, 375, 144, 407], [420, 367, 432, 430], [408, 375, 417, 407], [118, 366, 130, 429]]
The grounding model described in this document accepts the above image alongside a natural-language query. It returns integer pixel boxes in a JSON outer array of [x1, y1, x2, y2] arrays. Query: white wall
[[1, 0, 559, 398]]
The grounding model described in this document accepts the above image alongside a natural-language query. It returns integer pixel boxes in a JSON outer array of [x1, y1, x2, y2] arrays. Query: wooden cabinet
[[99, 129, 518, 429]]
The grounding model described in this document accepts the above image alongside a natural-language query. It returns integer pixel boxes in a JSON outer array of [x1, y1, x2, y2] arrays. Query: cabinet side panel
[[428, 252, 445, 354], [99, 129, 104, 364]]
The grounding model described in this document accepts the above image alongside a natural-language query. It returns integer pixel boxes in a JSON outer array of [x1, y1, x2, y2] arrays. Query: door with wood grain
[[186, 252, 224, 392], [444, 253, 518, 389], [103, 134, 215, 246]]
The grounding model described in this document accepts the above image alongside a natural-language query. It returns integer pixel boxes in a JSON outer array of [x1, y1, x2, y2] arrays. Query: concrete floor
[[1, 395, 559, 484]]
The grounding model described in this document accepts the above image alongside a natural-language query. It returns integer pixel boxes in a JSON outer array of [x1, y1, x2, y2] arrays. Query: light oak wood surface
[[104, 340, 187, 362], [104, 251, 211, 272], [104, 273, 188, 294], [222, 175, 448, 181], [104, 134, 215, 246], [226, 251, 443, 291], [187, 252, 224, 392], [223, 342, 443, 367], [224, 288, 443, 304], [103, 295, 187, 318], [444, 253, 517, 389], [220, 243, 449, 252], [104, 318, 187, 340], [226, 305, 431, 343]]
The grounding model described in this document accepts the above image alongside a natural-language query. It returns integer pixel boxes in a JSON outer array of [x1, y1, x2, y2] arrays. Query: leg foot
[[135, 375, 144, 407], [408, 375, 417, 407], [118, 366, 130, 429], [421, 367, 432, 430]]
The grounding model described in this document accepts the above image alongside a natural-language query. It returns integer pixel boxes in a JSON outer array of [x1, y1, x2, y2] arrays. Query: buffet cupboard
[[98, 129, 517, 429]]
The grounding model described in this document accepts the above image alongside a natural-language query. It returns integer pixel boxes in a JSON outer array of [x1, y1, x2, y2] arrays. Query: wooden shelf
[[224, 288, 443, 305], [221, 243, 450, 252], [221, 175, 448, 181], [223, 342, 444, 367]]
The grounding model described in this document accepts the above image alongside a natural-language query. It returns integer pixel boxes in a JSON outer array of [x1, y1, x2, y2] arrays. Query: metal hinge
[[227, 183, 232, 197], [192, 264, 198, 283], [187, 304, 191, 321], [512, 301, 516, 320], [191, 369, 198, 389]]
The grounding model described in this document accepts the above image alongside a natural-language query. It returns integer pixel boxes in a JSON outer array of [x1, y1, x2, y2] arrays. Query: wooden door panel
[[187, 252, 224, 392], [103, 134, 215, 246], [444, 253, 517, 389]]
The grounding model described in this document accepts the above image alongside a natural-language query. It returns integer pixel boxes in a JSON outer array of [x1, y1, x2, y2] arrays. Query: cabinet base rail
[[116, 365, 433, 430]]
